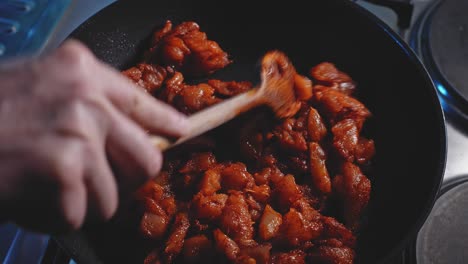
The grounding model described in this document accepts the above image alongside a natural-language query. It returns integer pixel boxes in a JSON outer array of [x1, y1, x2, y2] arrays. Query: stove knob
[[0, 0, 36, 14], [0, 18, 20, 35]]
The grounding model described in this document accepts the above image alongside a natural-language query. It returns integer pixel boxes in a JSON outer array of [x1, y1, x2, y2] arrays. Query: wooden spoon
[[150, 50, 298, 150]]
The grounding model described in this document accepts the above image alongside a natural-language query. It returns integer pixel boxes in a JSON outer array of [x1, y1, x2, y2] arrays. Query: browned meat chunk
[[192, 193, 228, 221], [309, 241, 355, 264], [160, 197, 177, 218], [274, 118, 308, 152], [316, 88, 371, 130], [238, 244, 272, 264], [281, 207, 321, 247], [321, 216, 356, 248], [182, 235, 213, 263], [220, 192, 255, 246], [308, 107, 327, 142], [130, 33, 376, 262], [273, 175, 303, 211], [198, 168, 221, 195], [258, 204, 282, 241], [140, 198, 170, 239], [246, 184, 271, 204], [332, 119, 359, 162], [310, 62, 356, 95], [179, 152, 217, 174], [271, 250, 306, 264], [214, 229, 240, 261], [135, 181, 164, 202], [157, 71, 253, 114], [355, 137, 376, 165], [122, 63, 168, 93], [246, 194, 264, 221], [333, 162, 371, 230], [177, 83, 221, 114], [221, 163, 255, 191], [165, 213, 190, 258], [145, 20, 231, 76], [208, 79, 252, 97], [309, 142, 331, 194]]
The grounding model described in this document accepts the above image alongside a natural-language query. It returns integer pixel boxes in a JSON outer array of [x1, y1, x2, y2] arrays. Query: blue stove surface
[[0, 224, 17, 261]]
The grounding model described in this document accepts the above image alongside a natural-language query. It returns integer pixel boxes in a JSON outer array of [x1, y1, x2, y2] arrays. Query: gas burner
[[411, 0, 468, 122], [414, 176, 468, 264], [393, 176, 468, 264]]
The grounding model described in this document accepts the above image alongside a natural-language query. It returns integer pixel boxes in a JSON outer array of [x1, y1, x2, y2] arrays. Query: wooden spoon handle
[[150, 89, 262, 151]]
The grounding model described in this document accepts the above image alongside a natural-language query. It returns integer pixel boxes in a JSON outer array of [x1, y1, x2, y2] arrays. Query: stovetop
[[2, 0, 468, 263]]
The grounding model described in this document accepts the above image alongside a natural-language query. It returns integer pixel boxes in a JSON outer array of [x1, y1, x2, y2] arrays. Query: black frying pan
[[53, 0, 446, 263]]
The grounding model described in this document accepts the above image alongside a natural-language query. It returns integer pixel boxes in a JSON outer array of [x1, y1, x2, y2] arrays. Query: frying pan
[[52, 0, 446, 263]]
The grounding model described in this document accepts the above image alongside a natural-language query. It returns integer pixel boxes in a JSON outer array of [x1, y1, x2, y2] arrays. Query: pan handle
[[360, 0, 414, 29]]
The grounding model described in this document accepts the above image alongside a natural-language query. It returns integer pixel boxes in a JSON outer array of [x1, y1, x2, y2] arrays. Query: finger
[[60, 177, 87, 230], [104, 101, 163, 191], [44, 40, 97, 83], [9, 137, 88, 233], [83, 144, 119, 222], [94, 61, 189, 137], [40, 137, 88, 232]]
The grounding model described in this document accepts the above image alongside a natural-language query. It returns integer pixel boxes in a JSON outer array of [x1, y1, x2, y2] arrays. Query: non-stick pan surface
[[56, 0, 446, 263]]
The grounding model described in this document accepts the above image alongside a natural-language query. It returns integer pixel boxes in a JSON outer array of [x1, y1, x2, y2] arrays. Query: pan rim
[[63, 0, 448, 263], [343, 1, 447, 263]]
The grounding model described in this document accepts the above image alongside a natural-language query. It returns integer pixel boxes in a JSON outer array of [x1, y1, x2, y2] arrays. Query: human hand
[[0, 40, 188, 233]]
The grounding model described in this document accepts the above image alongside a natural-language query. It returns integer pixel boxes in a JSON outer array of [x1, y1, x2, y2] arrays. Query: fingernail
[[149, 150, 163, 178]]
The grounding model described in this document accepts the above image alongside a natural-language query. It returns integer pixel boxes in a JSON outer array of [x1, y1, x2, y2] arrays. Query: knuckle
[[80, 142, 96, 161], [56, 40, 94, 63], [68, 78, 93, 97], [58, 99, 97, 137], [53, 40, 95, 76], [57, 64, 101, 103], [50, 141, 83, 186], [64, 99, 88, 124]]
